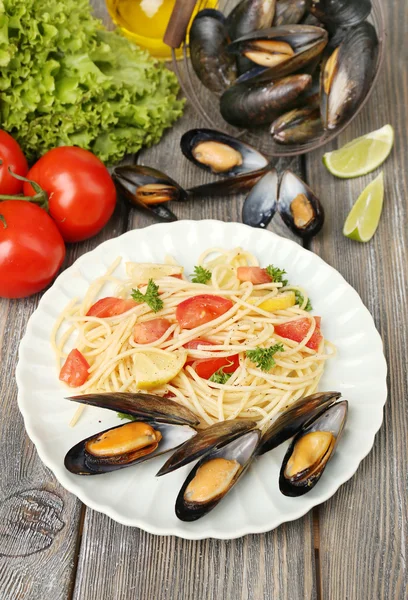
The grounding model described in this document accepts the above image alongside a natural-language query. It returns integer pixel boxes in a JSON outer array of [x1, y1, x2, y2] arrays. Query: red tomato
[[274, 317, 323, 351], [24, 147, 116, 243], [192, 354, 240, 379], [0, 201, 65, 298], [176, 294, 233, 329], [86, 297, 137, 318], [237, 266, 272, 284], [59, 349, 90, 387], [133, 318, 171, 344], [0, 131, 28, 195]]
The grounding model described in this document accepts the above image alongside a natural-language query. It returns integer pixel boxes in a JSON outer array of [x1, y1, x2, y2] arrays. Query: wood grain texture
[[307, 2, 408, 597]]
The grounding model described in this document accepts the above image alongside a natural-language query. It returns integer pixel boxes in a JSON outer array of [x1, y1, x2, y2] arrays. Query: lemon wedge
[[343, 172, 384, 242], [133, 348, 187, 390], [258, 292, 296, 312]]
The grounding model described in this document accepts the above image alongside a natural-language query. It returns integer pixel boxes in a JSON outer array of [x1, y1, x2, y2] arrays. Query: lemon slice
[[323, 125, 394, 178], [133, 348, 187, 390], [127, 263, 183, 283], [343, 172, 384, 242], [258, 292, 296, 312]]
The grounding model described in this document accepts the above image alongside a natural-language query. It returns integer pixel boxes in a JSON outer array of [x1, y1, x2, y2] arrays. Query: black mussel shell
[[180, 129, 268, 176], [257, 392, 341, 455], [271, 106, 323, 143], [220, 74, 311, 128], [320, 22, 378, 130], [227, 25, 328, 80], [190, 9, 237, 94], [176, 429, 261, 521], [278, 169, 324, 238], [309, 0, 371, 28], [187, 167, 270, 198], [67, 393, 200, 426], [279, 400, 348, 496], [273, 0, 307, 26], [226, 0, 277, 41], [65, 420, 197, 476], [156, 419, 257, 476], [242, 168, 278, 229]]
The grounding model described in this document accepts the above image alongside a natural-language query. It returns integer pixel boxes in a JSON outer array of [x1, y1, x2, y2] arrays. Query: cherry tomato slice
[[133, 318, 171, 344], [176, 294, 233, 329], [86, 297, 137, 318], [237, 267, 272, 284], [59, 349, 90, 387], [274, 317, 323, 351], [192, 355, 240, 379]]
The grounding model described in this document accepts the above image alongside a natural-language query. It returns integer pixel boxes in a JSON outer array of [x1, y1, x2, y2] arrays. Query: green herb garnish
[[265, 265, 288, 286], [117, 412, 136, 421], [246, 343, 285, 372], [131, 279, 163, 313], [209, 369, 232, 384], [295, 291, 312, 311], [191, 265, 212, 284]]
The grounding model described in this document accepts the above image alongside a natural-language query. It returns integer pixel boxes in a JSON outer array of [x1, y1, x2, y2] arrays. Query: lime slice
[[323, 125, 394, 178], [343, 172, 384, 242], [133, 348, 187, 390]]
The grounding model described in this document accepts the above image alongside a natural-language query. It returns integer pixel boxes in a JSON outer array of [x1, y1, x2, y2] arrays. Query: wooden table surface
[[1, 1, 407, 599]]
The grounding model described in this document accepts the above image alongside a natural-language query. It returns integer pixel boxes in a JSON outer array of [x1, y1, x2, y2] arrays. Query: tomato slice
[[274, 317, 323, 351], [86, 297, 137, 318], [133, 318, 171, 344], [192, 355, 240, 379], [59, 349, 90, 387], [176, 294, 233, 329], [237, 266, 272, 284]]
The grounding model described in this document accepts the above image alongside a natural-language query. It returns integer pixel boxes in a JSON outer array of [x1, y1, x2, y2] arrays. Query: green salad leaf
[[0, 0, 184, 164]]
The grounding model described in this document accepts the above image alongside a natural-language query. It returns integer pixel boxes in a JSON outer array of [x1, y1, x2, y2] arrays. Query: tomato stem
[[0, 168, 49, 211], [0, 214, 7, 229]]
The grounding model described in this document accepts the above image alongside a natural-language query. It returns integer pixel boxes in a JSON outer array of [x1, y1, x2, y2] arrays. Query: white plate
[[16, 221, 387, 540]]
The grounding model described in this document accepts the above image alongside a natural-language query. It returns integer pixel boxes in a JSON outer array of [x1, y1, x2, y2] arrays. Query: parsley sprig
[[209, 368, 232, 384], [265, 265, 288, 286], [246, 343, 284, 372], [131, 279, 163, 313], [295, 290, 312, 311], [191, 265, 212, 284]]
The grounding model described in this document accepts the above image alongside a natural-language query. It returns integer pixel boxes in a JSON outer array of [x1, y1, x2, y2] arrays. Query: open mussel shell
[[112, 165, 188, 222], [273, 0, 307, 26], [156, 419, 257, 476], [279, 400, 348, 496], [180, 129, 268, 176], [309, 0, 371, 28], [278, 169, 324, 238], [190, 9, 237, 94], [257, 392, 341, 455], [176, 429, 261, 521], [65, 419, 197, 476], [320, 22, 378, 130], [220, 74, 312, 128], [242, 169, 278, 229], [271, 106, 323, 144], [187, 166, 270, 198], [227, 25, 328, 80], [67, 393, 200, 426]]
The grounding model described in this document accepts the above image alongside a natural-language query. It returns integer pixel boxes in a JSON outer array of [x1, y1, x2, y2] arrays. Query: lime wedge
[[133, 348, 187, 390], [323, 125, 394, 178], [343, 172, 384, 242]]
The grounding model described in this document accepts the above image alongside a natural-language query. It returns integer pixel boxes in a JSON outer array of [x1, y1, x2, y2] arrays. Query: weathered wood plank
[[306, 4, 408, 596]]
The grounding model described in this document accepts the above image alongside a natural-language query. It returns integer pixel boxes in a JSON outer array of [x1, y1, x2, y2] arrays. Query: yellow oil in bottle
[[106, 0, 218, 60]]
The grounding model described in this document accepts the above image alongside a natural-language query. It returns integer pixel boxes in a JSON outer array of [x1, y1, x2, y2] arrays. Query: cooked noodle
[[53, 248, 335, 428]]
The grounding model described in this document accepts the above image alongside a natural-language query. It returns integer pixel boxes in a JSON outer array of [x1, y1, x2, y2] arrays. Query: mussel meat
[[176, 429, 261, 521], [242, 169, 278, 229], [273, 0, 307, 26], [271, 106, 323, 143], [279, 400, 348, 496], [309, 0, 371, 28], [320, 22, 378, 130], [227, 25, 328, 80], [156, 419, 257, 476], [257, 392, 341, 455], [113, 166, 189, 222], [220, 74, 312, 128], [190, 9, 237, 94], [180, 129, 269, 176], [278, 169, 324, 238]]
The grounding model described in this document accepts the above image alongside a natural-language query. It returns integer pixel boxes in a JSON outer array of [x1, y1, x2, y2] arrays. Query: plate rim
[[16, 220, 388, 539]]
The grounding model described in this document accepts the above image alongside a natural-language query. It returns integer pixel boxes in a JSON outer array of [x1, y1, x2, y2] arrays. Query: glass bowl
[[171, 0, 385, 157]]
